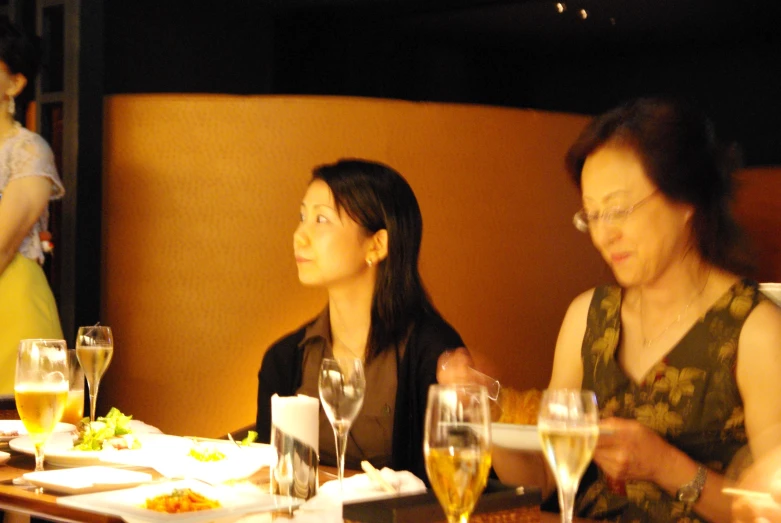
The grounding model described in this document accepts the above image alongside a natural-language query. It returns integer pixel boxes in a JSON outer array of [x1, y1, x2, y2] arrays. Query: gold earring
[[366, 258, 373, 267], [7, 96, 14, 116]]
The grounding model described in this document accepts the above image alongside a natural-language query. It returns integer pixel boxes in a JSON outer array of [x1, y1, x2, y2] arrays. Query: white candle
[[271, 394, 319, 454]]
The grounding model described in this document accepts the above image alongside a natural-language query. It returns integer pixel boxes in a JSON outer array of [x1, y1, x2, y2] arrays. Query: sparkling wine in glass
[[318, 357, 366, 494], [76, 325, 114, 422], [61, 350, 85, 425], [537, 389, 599, 523], [14, 339, 69, 472], [424, 384, 492, 523]]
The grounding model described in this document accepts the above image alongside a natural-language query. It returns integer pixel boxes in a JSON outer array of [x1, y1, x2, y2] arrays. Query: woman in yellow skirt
[[0, 20, 65, 394]]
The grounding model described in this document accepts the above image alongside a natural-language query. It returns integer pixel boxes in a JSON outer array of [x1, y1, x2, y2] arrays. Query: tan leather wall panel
[[735, 166, 781, 283], [100, 94, 612, 437]]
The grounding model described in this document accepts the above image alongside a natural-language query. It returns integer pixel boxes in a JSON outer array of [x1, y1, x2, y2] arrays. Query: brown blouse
[[296, 308, 398, 470]]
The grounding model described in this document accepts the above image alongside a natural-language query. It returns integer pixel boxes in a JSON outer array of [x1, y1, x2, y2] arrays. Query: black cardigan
[[255, 310, 464, 481]]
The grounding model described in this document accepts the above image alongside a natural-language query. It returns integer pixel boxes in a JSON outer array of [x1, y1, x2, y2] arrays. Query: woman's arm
[[0, 176, 52, 274], [737, 301, 781, 460], [492, 289, 592, 495], [255, 329, 307, 443]]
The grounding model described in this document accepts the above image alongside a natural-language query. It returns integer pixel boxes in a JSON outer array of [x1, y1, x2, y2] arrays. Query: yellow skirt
[[0, 254, 64, 394]]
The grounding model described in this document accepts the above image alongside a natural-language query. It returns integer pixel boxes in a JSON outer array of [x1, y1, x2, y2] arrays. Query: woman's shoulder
[[740, 286, 781, 345], [263, 319, 316, 360], [567, 286, 608, 314], [8, 127, 53, 155]]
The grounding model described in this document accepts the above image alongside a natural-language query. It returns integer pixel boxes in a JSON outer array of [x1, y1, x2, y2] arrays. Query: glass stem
[[333, 422, 350, 497], [88, 380, 100, 422], [33, 443, 45, 472], [557, 480, 579, 523]]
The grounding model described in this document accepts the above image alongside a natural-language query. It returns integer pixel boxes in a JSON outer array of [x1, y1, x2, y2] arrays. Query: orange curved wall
[[100, 95, 781, 437], [100, 95, 608, 436]]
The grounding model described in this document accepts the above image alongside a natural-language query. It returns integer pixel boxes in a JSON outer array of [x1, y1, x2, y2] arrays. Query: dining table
[[0, 438, 542, 523], [0, 443, 354, 523]]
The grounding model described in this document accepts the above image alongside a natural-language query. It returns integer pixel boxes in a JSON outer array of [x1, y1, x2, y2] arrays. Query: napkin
[[271, 394, 319, 453], [317, 467, 427, 503]]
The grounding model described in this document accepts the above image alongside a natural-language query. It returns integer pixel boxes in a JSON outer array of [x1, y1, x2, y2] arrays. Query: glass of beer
[[537, 389, 599, 523], [15, 339, 69, 472], [424, 384, 492, 523], [76, 325, 113, 422], [62, 350, 85, 425]]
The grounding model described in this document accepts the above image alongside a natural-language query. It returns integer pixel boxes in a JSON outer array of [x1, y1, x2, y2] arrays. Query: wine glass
[[318, 357, 366, 493], [61, 350, 85, 425], [537, 389, 599, 523], [424, 384, 492, 523], [14, 339, 69, 472], [76, 325, 114, 422]]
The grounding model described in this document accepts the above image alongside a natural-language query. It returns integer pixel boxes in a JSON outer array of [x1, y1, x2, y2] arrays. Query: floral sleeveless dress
[[576, 279, 767, 522]]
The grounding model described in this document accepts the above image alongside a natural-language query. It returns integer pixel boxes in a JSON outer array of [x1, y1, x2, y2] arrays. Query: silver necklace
[[640, 271, 711, 348], [331, 331, 365, 359]]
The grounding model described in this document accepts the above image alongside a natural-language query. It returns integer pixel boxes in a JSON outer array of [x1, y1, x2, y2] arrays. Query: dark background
[[102, 0, 781, 167]]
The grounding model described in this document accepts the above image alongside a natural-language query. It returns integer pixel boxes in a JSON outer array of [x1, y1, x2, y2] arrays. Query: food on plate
[[241, 430, 258, 446], [144, 488, 221, 513], [188, 443, 226, 462], [73, 407, 141, 451], [496, 387, 542, 425], [0, 429, 19, 437]]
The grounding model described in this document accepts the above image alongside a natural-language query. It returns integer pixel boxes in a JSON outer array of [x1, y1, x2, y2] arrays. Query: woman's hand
[[593, 417, 671, 483], [436, 347, 474, 385]]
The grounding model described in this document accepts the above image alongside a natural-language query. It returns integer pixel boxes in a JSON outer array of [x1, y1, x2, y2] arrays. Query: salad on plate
[[73, 408, 141, 451]]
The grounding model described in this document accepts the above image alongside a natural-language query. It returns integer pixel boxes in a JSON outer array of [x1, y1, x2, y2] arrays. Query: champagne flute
[[76, 325, 114, 422], [318, 357, 366, 493], [537, 389, 599, 523], [424, 384, 492, 523], [14, 339, 69, 472]]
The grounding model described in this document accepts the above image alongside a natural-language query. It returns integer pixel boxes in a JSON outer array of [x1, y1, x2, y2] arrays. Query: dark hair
[[565, 97, 751, 274], [0, 19, 41, 117], [312, 159, 434, 363]]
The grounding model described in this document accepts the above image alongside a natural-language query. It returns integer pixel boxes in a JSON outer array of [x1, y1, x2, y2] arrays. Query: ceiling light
[[579, 8, 588, 19], [555, 2, 566, 13]]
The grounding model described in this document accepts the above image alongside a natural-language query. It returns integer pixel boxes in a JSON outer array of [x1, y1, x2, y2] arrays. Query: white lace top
[[0, 124, 65, 263]]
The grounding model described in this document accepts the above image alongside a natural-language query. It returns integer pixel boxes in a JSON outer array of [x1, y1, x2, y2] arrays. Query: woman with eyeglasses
[[494, 98, 781, 523]]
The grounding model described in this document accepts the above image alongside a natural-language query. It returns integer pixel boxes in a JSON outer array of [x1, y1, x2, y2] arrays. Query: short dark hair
[[565, 97, 751, 274], [0, 19, 41, 113], [311, 159, 434, 362]]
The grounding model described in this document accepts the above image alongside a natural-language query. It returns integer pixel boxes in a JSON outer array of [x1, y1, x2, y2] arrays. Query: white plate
[[105, 440, 277, 484], [491, 423, 541, 451], [9, 432, 191, 467], [22, 466, 153, 494], [0, 420, 76, 442], [128, 419, 163, 434], [0, 450, 9, 465], [57, 479, 302, 522], [491, 423, 615, 451]]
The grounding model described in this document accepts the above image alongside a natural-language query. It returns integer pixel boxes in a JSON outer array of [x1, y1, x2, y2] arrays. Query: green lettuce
[[73, 407, 137, 451]]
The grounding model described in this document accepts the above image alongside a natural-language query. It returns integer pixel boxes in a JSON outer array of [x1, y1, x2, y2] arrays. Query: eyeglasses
[[573, 190, 659, 233]]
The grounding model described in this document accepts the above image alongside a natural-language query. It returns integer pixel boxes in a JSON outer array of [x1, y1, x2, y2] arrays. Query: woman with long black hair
[[255, 159, 465, 481]]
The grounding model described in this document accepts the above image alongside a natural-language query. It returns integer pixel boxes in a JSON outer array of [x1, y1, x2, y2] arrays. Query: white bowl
[[759, 283, 781, 307]]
